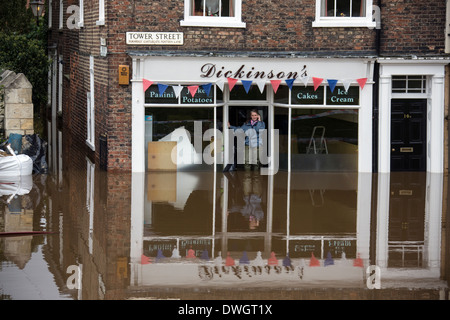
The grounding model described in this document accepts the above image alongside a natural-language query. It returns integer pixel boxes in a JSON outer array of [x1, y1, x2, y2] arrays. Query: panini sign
[[126, 32, 183, 45]]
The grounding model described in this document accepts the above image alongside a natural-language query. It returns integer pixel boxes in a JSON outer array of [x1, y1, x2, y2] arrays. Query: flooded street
[[0, 130, 449, 300]]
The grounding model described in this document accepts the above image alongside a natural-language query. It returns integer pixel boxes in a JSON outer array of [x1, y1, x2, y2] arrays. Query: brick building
[[47, 0, 449, 175]]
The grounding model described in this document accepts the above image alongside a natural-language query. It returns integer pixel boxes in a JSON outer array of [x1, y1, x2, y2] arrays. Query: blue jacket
[[230, 120, 266, 147]]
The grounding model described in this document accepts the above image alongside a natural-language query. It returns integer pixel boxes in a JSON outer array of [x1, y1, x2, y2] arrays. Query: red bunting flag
[[188, 85, 199, 97], [309, 253, 320, 267], [142, 79, 153, 92], [270, 80, 281, 93], [312, 77, 323, 91], [357, 78, 368, 90], [227, 78, 238, 91], [141, 254, 151, 265]]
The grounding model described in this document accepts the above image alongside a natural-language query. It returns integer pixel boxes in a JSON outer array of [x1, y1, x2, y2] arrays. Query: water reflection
[[1, 155, 449, 299]]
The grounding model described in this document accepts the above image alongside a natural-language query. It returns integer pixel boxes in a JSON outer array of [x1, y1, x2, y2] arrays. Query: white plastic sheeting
[[0, 154, 33, 176]]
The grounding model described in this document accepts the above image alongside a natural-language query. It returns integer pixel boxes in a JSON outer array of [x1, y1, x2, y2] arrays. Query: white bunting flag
[[172, 85, 183, 98], [255, 79, 266, 93]]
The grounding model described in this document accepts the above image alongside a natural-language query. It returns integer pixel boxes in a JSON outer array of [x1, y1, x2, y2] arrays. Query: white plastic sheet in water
[[0, 154, 33, 176]]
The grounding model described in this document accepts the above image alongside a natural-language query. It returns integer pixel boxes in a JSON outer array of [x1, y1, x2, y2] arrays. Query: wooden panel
[[147, 141, 177, 171], [147, 172, 176, 202]]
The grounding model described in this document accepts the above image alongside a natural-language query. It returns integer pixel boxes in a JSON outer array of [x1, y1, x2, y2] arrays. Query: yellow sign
[[119, 65, 129, 85]]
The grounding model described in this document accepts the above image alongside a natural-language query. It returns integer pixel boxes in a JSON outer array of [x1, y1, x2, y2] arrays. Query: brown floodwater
[[0, 137, 449, 300]]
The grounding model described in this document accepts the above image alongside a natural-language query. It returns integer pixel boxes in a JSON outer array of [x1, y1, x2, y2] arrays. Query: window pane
[[191, 0, 234, 17], [351, 0, 363, 17], [322, 0, 365, 17], [336, 0, 351, 17], [291, 108, 358, 171], [229, 85, 266, 100]]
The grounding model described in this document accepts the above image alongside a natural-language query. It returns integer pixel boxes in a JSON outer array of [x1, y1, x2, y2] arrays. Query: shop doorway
[[391, 99, 427, 171], [227, 106, 269, 170]]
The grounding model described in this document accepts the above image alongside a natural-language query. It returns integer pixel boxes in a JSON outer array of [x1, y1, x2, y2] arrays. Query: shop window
[[229, 85, 266, 101], [313, 0, 376, 28], [392, 75, 427, 94], [180, 0, 246, 28], [291, 108, 358, 171], [145, 107, 216, 171]]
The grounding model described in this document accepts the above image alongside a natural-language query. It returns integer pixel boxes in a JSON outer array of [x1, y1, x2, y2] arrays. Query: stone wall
[[0, 70, 34, 138]]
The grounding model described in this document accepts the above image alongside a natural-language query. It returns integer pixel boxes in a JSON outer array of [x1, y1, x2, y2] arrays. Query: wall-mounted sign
[[126, 32, 184, 45], [118, 65, 129, 85]]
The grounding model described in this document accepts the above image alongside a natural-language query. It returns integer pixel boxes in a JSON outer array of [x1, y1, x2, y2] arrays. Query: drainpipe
[[372, 0, 381, 172]]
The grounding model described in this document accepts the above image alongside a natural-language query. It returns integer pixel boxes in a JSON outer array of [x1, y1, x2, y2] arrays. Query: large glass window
[[291, 108, 358, 171], [145, 107, 215, 171]]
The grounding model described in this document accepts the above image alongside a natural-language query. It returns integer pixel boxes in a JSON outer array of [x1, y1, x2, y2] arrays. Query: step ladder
[[306, 126, 328, 154]]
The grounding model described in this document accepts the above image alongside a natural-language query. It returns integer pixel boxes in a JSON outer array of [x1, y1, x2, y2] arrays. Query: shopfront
[[130, 54, 375, 173]]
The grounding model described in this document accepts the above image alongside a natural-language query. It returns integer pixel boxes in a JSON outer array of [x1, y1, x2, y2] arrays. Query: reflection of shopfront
[[130, 55, 374, 174]]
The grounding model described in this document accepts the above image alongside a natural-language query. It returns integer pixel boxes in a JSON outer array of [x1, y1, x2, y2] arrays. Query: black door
[[391, 99, 427, 171]]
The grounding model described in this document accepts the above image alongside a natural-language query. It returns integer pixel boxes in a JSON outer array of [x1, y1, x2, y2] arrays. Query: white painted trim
[[377, 60, 448, 173]]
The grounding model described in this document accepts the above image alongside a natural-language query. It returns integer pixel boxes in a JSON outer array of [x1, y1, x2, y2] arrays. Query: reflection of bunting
[[188, 85, 198, 97], [313, 77, 323, 91], [270, 80, 281, 93], [324, 252, 334, 266], [327, 79, 338, 93], [201, 83, 212, 96], [353, 253, 364, 267], [216, 78, 226, 92], [227, 78, 238, 91], [285, 78, 295, 90], [143, 79, 153, 92], [225, 252, 235, 266], [357, 78, 368, 90], [158, 83, 168, 95], [255, 79, 266, 93], [309, 253, 320, 267], [241, 80, 253, 93], [172, 85, 183, 98], [141, 254, 151, 265]]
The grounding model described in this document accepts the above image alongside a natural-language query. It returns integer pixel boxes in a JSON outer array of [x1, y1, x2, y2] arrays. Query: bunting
[[313, 77, 324, 91], [270, 80, 281, 93], [326, 79, 338, 93], [158, 83, 168, 96], [356, 78, 368, 90], [142, 79, 153, 92], [227, 78, 238, 92], [141, 76, 370, 97], [285, 78, 295, 90], [201, 83, 212, 96], [188, 85, 199, 97], [241, 80, 253, 93]]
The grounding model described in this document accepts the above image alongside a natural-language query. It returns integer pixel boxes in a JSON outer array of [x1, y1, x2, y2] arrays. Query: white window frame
[[58, 53, 63, 113], [180, 0, 246, 28], [96, 0, 105, 26], [78, 0, 84, 28], [59, 0, 63, 30], [48, 0, 52, 28], [87, 56, 95, 151], [313, 0, 376, 28]]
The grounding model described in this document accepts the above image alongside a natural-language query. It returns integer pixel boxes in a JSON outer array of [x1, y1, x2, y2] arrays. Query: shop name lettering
[[200, 63, 307, 80], [198, 265, 304, 280]]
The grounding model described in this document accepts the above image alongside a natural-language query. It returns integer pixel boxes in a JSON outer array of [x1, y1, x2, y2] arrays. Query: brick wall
[[379, 0, 447, 55]]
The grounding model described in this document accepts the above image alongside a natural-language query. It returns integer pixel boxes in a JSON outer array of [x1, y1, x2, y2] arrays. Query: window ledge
[[96, 19, 105, 26], [313, 19, 376, 28], [180, 19, 246, 28]]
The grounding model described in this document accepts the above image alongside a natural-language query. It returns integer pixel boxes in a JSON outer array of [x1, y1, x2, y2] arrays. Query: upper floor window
[[180, 0, 246, 28], [313, 0, 376, 28]]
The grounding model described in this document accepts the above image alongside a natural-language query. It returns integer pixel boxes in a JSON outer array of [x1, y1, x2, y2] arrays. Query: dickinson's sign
[[126, 32, 183, 45]]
